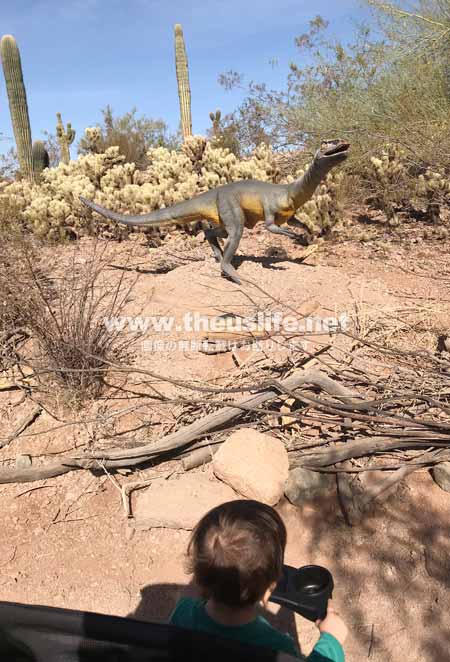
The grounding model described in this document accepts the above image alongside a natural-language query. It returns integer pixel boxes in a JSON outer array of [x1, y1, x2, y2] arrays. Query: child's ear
[[261, 582, 277, 607]]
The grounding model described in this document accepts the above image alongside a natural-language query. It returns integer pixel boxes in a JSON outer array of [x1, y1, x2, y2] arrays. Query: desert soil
[[0, 218, 449, 661]]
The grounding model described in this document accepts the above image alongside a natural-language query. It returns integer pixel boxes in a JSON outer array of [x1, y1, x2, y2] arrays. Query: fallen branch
[[0, 405, 42, 449], [296, 436, 450, 468]]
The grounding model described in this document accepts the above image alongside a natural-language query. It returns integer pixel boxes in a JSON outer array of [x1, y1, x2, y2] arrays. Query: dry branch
[[0, 405, 42, 449], [296, 436, 450, 468], [0, 368, 359, 484]]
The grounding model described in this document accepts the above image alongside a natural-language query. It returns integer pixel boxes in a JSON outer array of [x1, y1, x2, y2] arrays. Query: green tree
[[219, 11, 450, 172], [78, 106, 181, 167]]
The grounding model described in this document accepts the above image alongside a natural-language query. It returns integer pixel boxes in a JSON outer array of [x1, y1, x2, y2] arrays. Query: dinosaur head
[[315, 139, 350, 166], [288, 139, 350, 206]]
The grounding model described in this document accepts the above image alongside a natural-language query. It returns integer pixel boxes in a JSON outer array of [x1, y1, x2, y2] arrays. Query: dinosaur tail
[[79, 196, 200, 228]]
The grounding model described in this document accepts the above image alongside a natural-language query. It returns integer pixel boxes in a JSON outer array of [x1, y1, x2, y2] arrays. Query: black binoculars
[[269, 564, 334, 622]]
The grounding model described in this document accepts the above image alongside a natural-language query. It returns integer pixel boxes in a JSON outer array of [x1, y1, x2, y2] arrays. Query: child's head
[[187, 499, 287, 608]]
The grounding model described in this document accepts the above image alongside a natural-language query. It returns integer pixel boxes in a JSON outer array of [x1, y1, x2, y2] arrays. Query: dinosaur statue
[[80, 139, 350, 284]]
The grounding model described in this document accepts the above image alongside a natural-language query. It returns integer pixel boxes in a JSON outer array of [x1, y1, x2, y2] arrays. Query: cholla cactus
[[369, 144, 407, 184], [0, 35, 33, 182], [367, 143, 409, 222], [84, 126, 102, 153], [174, 24, 192, 140], [56, 113, 76, 164], [416, 168, 450, 223], [367, 143, 450, 223], [181, 134, 208, 173], [0, 138, 344, 241]]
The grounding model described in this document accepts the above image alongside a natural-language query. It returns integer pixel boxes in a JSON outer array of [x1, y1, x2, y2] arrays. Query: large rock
[[212, 430, 289, 506], [432, 462, 450, 493], [285, 467, 335, 506], [133, 473, 238, 531]]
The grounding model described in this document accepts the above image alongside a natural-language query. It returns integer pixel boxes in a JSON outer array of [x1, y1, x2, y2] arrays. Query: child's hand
[[315, 600, 348, 646]]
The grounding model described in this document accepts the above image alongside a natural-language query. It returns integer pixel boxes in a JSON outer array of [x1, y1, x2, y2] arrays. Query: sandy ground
[[1, 225, 449, 661]]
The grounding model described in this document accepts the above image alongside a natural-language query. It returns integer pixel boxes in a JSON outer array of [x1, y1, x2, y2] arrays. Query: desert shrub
[[219, 8, 450, 208], [23, 241, 136, 401], [0, 223, 49, 371], [0, 233, 137, 401]]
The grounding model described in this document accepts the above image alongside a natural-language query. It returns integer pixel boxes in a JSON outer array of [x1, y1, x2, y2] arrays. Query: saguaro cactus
[[174, 24, 192, 140], [56, 112, 75, 164], [0, 34, 33, 182], [32, 140, 49, 178]]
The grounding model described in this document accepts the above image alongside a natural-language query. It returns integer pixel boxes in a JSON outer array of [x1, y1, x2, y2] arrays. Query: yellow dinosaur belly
[[241, 194, 265, 228], [196, 198, 294, 228], [199, 206, 221, 225]]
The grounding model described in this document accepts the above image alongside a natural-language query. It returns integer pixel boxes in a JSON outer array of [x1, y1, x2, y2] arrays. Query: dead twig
[[0, 405, 42, 448]]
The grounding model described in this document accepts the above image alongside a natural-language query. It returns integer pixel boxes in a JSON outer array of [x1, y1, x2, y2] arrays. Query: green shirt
[[169, 598, 344, 662]]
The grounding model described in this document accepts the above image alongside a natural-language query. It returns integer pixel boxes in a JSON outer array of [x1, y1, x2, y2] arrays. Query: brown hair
[[187, 500, 287, 608]]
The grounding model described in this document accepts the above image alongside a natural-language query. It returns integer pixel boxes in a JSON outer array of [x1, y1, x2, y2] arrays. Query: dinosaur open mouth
[[323, 141, 350, 156]]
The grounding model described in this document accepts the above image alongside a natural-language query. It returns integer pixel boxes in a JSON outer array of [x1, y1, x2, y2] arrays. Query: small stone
[[285, 467, 335, 506], [133, 473, 238, 531], [213, 429, 289, 506], [432, 462, 450, 493], [15, 454, 32, 469]]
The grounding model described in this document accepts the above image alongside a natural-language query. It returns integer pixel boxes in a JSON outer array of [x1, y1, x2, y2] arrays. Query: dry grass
[[1, 230, 138, 402], [26, 241, 138, 401], [0, 225, 45, 371], [351, 295, 449, 354]]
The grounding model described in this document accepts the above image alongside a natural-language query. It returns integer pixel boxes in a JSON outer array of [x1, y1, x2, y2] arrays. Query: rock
[[212, 429, 289, 506], [431, 462, 450, 492], [133, 473, 238, 531], [15, 454, 32, 469], [285, 467, 335, 506]]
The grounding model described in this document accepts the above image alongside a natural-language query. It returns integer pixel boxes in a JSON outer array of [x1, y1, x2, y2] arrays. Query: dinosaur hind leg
[[204, 225, 227, 263], [217, 194, 244, 285], [265, 220, 299, 240]]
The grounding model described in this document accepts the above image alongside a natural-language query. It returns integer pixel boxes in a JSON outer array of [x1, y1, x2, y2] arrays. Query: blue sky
[[0, 0, 370, 156]]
